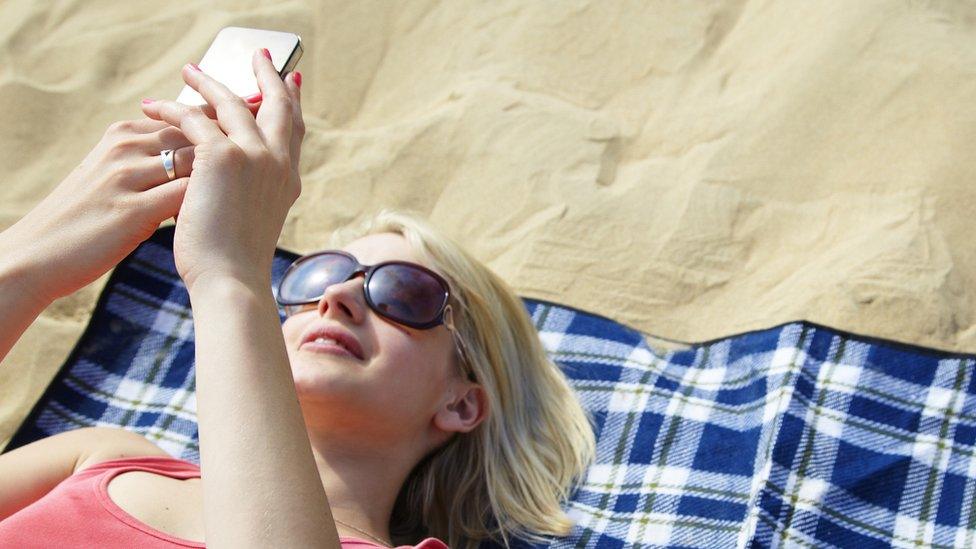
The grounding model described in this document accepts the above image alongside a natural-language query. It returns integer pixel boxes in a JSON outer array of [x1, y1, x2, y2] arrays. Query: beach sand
[[2, 0, 976, 447]]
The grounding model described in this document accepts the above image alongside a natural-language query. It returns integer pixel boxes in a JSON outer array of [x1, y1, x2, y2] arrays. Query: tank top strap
[[81, 455, 200, 478]]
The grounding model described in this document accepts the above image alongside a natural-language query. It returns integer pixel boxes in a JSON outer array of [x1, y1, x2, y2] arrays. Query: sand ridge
[[2, 1, 976, 447]]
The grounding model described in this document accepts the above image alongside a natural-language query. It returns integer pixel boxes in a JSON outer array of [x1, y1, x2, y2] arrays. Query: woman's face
[[281, 232, 469, 448]]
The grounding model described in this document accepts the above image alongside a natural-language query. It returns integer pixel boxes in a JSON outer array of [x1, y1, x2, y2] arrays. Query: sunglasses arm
[[443, 304, 476, 382], [443, 304, 457, 332]]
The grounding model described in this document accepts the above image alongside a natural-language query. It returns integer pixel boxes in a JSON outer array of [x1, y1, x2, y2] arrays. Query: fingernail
[[261, 48, 272, 61], [244, 92, 263, 103], [141, 98, 155, 105], [187, 63, 201, 72], [292, 71, 302, 88]]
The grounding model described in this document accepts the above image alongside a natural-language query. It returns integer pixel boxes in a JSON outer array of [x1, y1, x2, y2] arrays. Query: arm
[[188, 275, 341, 549], [0, 230, 54, 366], [0, 426, 169, 521], [0, 113, 198, 367], [140, 49, 321, 547]]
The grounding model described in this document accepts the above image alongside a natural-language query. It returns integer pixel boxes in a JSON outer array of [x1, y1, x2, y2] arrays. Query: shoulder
[[73, 426, 170, 474]]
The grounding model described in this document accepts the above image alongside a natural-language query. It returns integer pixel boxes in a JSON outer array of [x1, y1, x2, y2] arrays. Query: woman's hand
[[2, 118, 196, 303], [140, 49, 304, 293]]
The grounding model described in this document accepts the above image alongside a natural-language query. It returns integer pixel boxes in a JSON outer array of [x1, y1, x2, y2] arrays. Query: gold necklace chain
[[334, 517, 392, 547]]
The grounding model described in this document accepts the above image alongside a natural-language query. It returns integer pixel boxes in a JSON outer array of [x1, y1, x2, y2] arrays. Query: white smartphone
[[176, 26, 303, 105]]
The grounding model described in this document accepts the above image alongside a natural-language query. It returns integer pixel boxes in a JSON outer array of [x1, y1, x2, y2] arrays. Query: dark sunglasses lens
[[280, 253, 354, 302], [367, 265, 447, 325]]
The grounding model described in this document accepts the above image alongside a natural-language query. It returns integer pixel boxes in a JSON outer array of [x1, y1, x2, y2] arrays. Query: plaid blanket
[[5, 225, 975, 548]]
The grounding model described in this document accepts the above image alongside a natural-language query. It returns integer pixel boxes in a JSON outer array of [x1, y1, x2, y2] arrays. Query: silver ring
[[160, 149, 176, 180]]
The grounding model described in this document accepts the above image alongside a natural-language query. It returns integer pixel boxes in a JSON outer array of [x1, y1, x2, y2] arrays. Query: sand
[[3, 0, 976, 449]]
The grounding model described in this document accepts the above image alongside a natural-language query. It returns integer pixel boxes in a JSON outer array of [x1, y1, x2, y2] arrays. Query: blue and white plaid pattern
[[5, 226, 975, 548]]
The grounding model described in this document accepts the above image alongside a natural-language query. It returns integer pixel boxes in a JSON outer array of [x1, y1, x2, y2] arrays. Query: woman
[[0, 49, 595, 548]]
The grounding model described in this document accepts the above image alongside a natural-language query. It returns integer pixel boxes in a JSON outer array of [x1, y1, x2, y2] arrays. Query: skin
[[138, 54, 483, 544], [280, 232, 489, 543], [0, 49, 483, 545]]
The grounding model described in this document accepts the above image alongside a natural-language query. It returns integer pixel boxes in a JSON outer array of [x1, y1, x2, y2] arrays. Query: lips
[[299, 324, 365, 360]]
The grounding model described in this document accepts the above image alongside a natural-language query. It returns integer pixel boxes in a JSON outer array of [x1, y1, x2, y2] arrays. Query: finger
[[153, 126, 194, 152], [142, 174, 190, 228], [195, 92, 263, 119], [161, 146, 195, 182], [244, 94, 262, 118], [119, 118, 173, 134], [283, 71, 304, 172], [122, 145, 195, 191], [105, 117, 169, 135], [252, 48, 292, 155], [141, 99, 227, 145], [108, 125, 192, 158], [180, 63, 263, 149], [246, 99, 261, 118]]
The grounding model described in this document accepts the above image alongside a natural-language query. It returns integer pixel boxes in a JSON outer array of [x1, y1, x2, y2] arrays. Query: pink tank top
[[0, 455, 448, 548]]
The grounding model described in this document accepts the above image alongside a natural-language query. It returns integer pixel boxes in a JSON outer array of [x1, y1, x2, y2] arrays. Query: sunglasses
[[275, 249, 456, 330]]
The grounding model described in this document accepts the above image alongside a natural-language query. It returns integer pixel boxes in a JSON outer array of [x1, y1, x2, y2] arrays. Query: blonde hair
[[326, 209, 596, 549]]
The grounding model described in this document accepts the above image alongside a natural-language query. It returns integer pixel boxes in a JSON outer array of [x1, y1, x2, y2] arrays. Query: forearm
[[0, 232, 53, 366], [188, 276, 340, 549]]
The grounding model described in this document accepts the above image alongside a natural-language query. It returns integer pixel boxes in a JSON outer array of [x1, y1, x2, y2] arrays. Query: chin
[[291, 361, 359, 399]]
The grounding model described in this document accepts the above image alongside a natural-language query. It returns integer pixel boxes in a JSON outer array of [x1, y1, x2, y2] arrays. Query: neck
[[305, 428, 422, 544]]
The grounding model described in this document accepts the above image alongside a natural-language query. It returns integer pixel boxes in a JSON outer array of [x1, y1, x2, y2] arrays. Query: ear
[[433, 382, 489, 434]]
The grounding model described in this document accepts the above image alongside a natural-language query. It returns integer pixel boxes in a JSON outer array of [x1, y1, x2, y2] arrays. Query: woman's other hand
[[2, 118, 194, 303], [140, 49, 304, 293]]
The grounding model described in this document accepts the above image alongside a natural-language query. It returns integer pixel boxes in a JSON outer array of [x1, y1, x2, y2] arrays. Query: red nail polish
[[188, 63, 201, 72], [292, 71, 302, 88], [244, 93, 263, 103], [261, 48, 272, 60], [141, 98, 155, 105]]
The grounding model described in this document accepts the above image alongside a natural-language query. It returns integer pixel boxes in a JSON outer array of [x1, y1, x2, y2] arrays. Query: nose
[[316, 273, 367, 323]]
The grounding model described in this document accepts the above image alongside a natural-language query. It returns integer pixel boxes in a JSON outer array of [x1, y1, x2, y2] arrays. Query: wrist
[[186, 272, 273, 304], [0, 228, 57, 309]]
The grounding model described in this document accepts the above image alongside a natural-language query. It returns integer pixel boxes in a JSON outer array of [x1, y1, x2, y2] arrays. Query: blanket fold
[[4, 226, 974, 549]]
